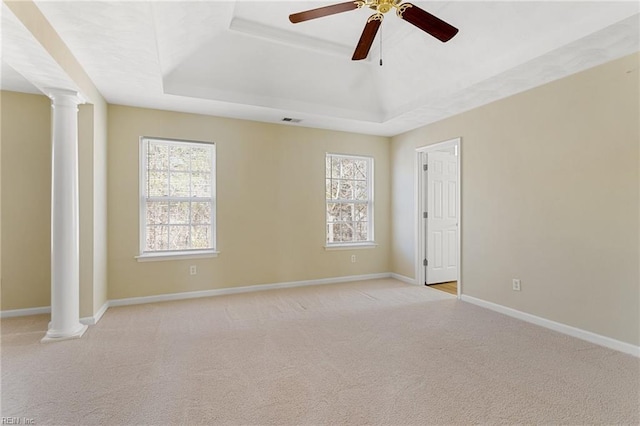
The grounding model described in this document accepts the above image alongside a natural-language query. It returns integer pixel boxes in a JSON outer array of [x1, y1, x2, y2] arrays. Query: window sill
[[135, 250, 219, 262], [324, 243, 378, 251]]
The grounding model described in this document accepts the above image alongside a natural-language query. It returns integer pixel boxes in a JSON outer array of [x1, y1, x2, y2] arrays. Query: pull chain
[[379, 24, 383, 66]]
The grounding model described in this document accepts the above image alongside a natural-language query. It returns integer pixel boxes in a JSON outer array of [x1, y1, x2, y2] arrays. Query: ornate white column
[[42, 88, 87, 342]]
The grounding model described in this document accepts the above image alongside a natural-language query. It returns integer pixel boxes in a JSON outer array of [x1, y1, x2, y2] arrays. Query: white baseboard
[[110, 273, 392, 307], [461, 295, 640, 358], [390, 273, 416, 285], [80, 301, 109, 325], [0, 306, 50, 318], [0, 304, 110, 327], [94, 301, 109, 323], [1, 274, 394, 323], [0, 304, 108, 327]]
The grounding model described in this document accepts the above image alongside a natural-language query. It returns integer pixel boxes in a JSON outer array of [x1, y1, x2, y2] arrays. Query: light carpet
[[1, 278, 638, 425]]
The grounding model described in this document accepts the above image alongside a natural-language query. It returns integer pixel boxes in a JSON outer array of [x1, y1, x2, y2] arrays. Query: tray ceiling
[[2, 1, 639, 136]]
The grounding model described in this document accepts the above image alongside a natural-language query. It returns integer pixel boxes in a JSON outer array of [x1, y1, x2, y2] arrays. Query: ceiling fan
[[289, 0, 459, 61]]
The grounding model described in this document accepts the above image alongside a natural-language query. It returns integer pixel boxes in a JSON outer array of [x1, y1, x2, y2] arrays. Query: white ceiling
[[2, 1, 639, 136]]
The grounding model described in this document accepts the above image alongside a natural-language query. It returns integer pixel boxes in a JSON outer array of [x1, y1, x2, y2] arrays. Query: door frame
[[414, 138, 462, 298]]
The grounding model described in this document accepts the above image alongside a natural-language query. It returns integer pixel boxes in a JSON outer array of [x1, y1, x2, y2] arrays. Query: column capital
[[45, 88, 86, 106]]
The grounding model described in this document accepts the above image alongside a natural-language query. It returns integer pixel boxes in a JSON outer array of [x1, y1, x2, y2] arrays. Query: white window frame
[[136, 137, 218, 262], [325, 153, 376, 249]]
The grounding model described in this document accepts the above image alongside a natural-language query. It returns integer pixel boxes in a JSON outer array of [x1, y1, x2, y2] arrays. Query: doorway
[[415, 138, 461, 297]]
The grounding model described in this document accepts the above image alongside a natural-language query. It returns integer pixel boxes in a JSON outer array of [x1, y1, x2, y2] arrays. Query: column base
[[41, 324, 88, 343]]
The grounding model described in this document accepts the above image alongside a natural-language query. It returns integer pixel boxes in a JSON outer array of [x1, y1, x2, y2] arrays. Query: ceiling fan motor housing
[[376, 0, 396, 14], [363, 0, 399, 14]]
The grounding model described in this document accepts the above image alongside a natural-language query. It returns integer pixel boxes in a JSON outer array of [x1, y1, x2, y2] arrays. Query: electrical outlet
[[512, 279, 521, 291], [190, 265, 197, 275], [351, 255, 356, 263]]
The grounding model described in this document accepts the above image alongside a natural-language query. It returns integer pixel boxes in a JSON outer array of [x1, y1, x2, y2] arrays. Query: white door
[[425, 151, 458, 284]]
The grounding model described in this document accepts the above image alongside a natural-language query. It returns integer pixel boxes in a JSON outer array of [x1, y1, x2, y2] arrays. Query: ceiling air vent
[[282, 117, 302, 123]]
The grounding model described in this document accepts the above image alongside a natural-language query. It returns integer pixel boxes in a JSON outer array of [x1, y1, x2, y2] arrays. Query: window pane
[[354, 160, 367, 180], [340, 222, 353, 242], [355, 181, 368, 200], [191, 202, 211, 224], [146, 201, 168, 225], [331, 157, 341, 179], [326, 203, 339, 223], [169, 225, 190, 250], [339, 203, 354, 221], [191, 226, 211, 249], [338, 180, 353, 200], [328, 180, 338, 200], [355, 222, 368, 241], [146, 225, 168, 251], [191, 147, 211, 172], [354, 203, 367, 222], [331, 180, 340, 200], [148, 171, 169, 197], [148, 143, 169, 170], [170, 146, 190, 171], [340, 158, 355, 179], [169, 202, 190, 224], [169, 172, 190, 197], [192, 172, 211, 197], [332, 223, 345, 242]]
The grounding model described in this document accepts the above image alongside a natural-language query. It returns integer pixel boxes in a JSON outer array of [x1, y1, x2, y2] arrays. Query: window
[[325, 153, 374, 246], [139, 137, 216, 258]]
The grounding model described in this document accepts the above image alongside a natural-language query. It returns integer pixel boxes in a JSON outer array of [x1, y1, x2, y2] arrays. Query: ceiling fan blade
[[397, 3, 458, 42], [289, 1, 361, 23], [352, 13, 383, 60]]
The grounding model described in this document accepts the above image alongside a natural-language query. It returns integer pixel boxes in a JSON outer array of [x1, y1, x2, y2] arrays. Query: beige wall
[[93, 100, 108, 314], [107, 105, 390, 300], [1, 91, 51, 310], [78, 104, 94, 316], [0, 94, 2, 305], [78, 101, 109, 317], [391, 53, 640, 346], [0, 91, 107, 318], [0, 93, 388, 312]]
